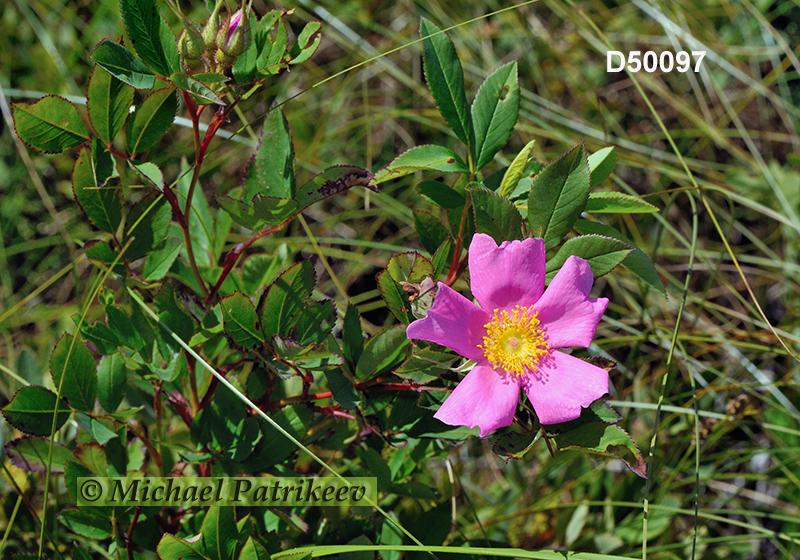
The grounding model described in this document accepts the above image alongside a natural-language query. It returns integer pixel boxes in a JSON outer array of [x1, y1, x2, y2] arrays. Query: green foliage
[[499, 139, 535, 198], [471, 62, 520, 170], [50, 334, 98, 412], [170, 72, 225, 105], [120, 0, 174, 76], [71, 141, 121, 233], [6, 436, 73, 473], [420, 18, 473, 147], [373, 145, 469, 183], [12, 95, 88, 152], [126, 88, 179, 154], [527, 143, 590, 249], [258, 260, 315, 340], [470, 186, 524, 242], [586, 146, 617, 187], [585, 192, 659, 213], [90, 39, 157, 89], [545, 234, 632, 279], [2, 386, 70, 436], [8, 1, 796, 558], [244, 108, 295, 200], [221, 291, 263, 350]]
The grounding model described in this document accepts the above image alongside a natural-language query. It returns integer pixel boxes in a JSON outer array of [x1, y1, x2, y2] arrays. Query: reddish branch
[[205, 222, 286, 305], [262, 375, 449, 411]]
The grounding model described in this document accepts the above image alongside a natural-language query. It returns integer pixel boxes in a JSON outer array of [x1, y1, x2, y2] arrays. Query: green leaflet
[[143, 239, 182, 281], [585, 191, 659, 213], [545, 234, 632, 279], [413, 210, 449, 255], [50, 334, 98, 412], [120, 0, 172, 75], [90, 39, 156, 89], [86, 66, 134, 144], [126, 88, 178, 155], [238, 538, 272, 560], [419, 18, 473, 148], [574, 219, 666, 295], [12, 95, 88, 153], [499, 139, 536, 198], [356, 324, 411, 382], [123, 189, 172, 261], [386, 252, 434, 284], [220, 291, 264, 351], [377, 269, 413, 325], [551, 423, 647, 478], [471, 61, 520, 170], [395, 350, 453, 385], [5, 436, 73, 473], [170, 73, 225, 105], [201, 505, 238, 560], [1, 386, 70, 436], [243, 108, 295, 200], [289, 21, 322, 65], [60, 509, 113, 540], [528, 143, 590, 250], [470, 186, 524, 243], [342, 303, 364, 368], [72, 141, 122, 234], [324, 369, 360, 410], [258, 260, 315, 341], [373, 145, 469, 184], [492, 430, 541, 463], [157, 534, 209, 560], [96, 353, 126, 413], [587, 146, 617, 186], [417, 180, 466, 209]]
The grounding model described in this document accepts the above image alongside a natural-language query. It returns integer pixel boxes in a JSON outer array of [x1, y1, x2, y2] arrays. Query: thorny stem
[[186, 353, 199, 412], [126, 506, 141, 560], [175, 95, 239, 303], [161, 182, 210, 300], [205, 222, 285, 305], [264, 376, 447, 410], [129, 420, 162, 476], [182, 91, 204, 218], [154, 384, 165, 478], [196, 359, 244, 412], [179, 93, 215, 300], [167, 390, 194, 427], [446, 189, 472, 286]]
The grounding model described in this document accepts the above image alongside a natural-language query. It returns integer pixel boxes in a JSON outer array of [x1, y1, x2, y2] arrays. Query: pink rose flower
[[222, 10, 243, 49], [405, 233, 610, 437]]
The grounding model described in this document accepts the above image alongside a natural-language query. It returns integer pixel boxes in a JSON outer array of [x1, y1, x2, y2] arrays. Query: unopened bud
[[215, 9, 249, 66], [178, 22, 205, 72], [202, 0, 225, 50]]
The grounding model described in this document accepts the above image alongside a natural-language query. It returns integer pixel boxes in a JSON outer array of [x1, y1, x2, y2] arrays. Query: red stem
[[205, 222, 285, 306]]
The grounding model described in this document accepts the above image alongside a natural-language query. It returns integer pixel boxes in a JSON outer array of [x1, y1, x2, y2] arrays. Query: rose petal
[[523, 350, 609, 425], [533, 256, 608, 348], [405, 282, 489, 362], [434, 363, 519, 437], [229, 10, 243, 29], [468, 234, 546, 312]]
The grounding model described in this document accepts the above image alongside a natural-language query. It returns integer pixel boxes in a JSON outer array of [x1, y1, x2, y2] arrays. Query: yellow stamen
[[479, 305, 550, 376]]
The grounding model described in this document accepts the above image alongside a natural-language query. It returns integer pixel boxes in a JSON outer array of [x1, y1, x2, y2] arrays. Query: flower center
[[480, 305, 550, 376]]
